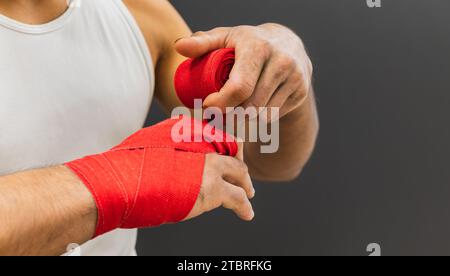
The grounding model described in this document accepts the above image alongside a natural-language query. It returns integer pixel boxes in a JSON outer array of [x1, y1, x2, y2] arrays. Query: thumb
[[175, 27, 232, 58]]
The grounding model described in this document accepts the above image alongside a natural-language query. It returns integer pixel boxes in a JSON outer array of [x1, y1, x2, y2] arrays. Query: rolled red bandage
[[175, 48, 235, 108], [66, 116, 237, 237]]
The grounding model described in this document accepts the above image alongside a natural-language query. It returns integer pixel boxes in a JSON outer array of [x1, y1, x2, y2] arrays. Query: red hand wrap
[[66, 116, 237, 237], [175, 48, 235, 108]]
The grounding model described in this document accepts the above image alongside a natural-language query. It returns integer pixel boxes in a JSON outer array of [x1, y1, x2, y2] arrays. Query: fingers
[[242, 54, 294, 111], [175, 27, 232, 58], [267, 71, 309, 118], [266, 82, 297, 119], [203, 45, 267, 111], [220, 155, 255, 199], [221, 181, 255, 221], [186, 153, 255, 222], [209, 151, 254, 199]]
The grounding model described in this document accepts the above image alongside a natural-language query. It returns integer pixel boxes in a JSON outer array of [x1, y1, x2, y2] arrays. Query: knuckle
[[246, 100, 259, 109], [237, 160, 249, 175], [289, 90, 306, 104], [248, 101, 264, 110], [222, 156, 235, 169], [235, 190, 248, 205], [232, 25, 253, 39], [211, 27, 226, 33], [192, 31, 206, 37], [226, 157, 249, 176], [247, 96, 265, 109], [231, 80, 253, 101], [246, 59, 263, 73], [271, 56, 295, 80], [277, 55, 296, 72], [290, 70, 304, 85], [207, 154, 225, 171], [236, 25, 254, 34], [229, 91, 247, 105], [273, 67, 286, 80], [254, 40, 272, 59]]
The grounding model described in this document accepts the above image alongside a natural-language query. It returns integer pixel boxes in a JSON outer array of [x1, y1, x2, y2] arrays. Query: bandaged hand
[[66, 116, 254, 237]]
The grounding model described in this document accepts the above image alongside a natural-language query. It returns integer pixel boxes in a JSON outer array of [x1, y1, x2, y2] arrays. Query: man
[[0, 0, 318, 256]]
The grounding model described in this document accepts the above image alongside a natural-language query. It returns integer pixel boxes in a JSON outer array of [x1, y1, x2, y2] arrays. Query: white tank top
[[0, 0, 155, 256]]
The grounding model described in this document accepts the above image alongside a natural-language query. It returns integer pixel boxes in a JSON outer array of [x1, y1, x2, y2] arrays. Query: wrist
[[59, 165, 98, 238]]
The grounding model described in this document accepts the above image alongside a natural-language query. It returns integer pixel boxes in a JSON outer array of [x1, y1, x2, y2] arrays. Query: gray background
[[137, 0, 450, 256]]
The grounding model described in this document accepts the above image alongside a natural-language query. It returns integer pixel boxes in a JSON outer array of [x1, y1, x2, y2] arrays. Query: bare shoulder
[[122, 0, 191, 66]]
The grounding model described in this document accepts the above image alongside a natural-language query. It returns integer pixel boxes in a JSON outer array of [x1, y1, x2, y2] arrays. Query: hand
[[175, 23, 313, 119], [186, 143, 256, 221]]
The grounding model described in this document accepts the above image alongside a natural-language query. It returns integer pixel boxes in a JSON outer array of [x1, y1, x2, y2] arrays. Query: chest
[[0, 37, 152, 174]]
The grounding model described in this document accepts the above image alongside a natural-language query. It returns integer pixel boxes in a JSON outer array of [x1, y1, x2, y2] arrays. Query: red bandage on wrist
[[66, 116, 237, 237], [175, 48, 235, 108]]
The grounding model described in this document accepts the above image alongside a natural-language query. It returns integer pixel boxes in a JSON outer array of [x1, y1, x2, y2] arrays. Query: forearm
[[0, 166, 96, 256], [245, 90, 319, 181]]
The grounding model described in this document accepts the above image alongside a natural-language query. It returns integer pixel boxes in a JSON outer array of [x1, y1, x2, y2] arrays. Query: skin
[[0, 0, 319, 255]]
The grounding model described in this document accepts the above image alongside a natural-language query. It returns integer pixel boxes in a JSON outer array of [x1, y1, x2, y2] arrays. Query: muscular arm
[[127, 0, 319, 182], [0, 166, 96, 256], [124, 0, 190, 112]]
